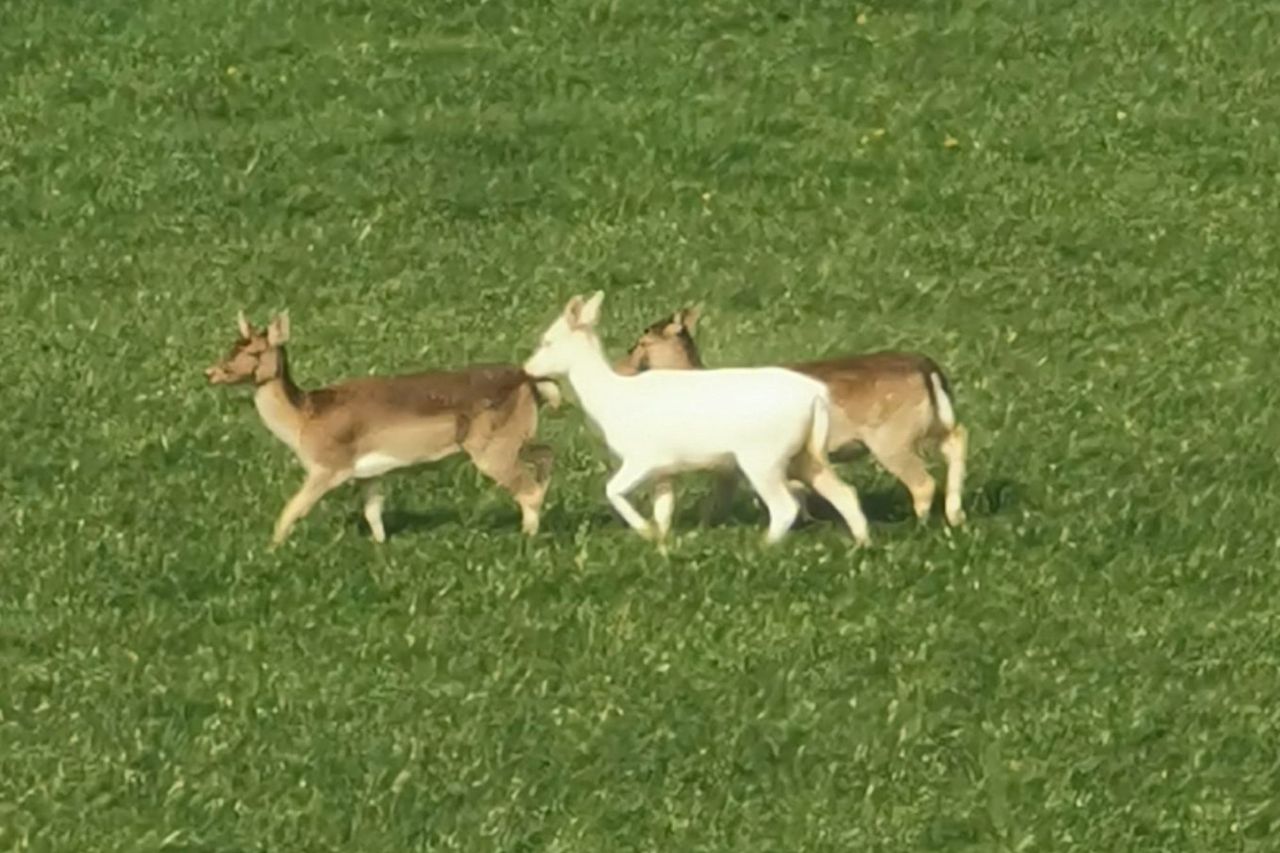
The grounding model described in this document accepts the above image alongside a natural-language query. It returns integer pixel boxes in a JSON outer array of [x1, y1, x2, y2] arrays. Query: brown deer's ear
[[267, 311, 290, 346], [678, 305, 701, 333], [237, 310, 253, 339]]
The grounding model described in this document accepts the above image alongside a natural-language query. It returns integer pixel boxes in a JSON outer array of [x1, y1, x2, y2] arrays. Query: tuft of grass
[[3, 0, 1279, 849]]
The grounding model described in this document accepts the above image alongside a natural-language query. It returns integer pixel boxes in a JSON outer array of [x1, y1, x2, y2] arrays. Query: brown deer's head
[[205, 311, 290, 385], [617, 306, 703, 374]]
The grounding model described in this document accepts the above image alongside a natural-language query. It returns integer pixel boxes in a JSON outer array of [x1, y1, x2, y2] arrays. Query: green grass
[[3, 0, 1280, 849]]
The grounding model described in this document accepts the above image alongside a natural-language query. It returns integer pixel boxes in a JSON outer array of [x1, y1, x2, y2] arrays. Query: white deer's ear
[[237, 310, 252, 339], [562, 294, 585, 324], [267, 311, 290, 346], [578, 290, 605, 327]]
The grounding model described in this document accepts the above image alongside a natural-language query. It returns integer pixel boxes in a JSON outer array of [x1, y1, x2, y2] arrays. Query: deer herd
[[205, 292, 968, 551]]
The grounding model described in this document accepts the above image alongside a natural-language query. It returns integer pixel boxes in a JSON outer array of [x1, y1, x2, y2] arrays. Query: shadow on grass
[[798, 476, 1030, 526], [356, 504, 619, 539], [351, 507, 463, 539], [969, 477, 1029, 517], [534, 506, 621, 535], [349, 477, 1030, 540]]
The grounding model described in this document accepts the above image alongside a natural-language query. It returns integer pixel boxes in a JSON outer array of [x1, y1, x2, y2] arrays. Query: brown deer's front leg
[[271, 468, 351, 547]]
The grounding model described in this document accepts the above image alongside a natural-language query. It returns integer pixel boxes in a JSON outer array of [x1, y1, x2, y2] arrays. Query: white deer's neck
[[562, 336, 625, 420]]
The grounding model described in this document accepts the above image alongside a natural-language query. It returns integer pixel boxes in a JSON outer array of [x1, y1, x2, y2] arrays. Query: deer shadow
[[347, 477, 1030, 540], [800, 476, 1030, 525], [354, 504, 602, 539], [347, 506, 463, 539]]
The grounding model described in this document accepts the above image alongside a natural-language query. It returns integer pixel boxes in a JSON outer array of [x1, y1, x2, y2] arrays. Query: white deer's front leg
[[605, 460, 655, 539]]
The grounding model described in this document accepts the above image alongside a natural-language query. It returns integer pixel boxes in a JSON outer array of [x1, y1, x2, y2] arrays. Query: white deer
[[523, 291, 872, 547]]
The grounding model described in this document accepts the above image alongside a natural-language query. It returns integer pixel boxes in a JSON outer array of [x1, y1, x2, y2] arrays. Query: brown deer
[[205, 311, 557, 547], [618, 307, 968, 527]]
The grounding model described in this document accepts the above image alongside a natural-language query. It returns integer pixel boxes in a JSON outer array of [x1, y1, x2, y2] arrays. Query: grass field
[[3, 0, 1280, 849]]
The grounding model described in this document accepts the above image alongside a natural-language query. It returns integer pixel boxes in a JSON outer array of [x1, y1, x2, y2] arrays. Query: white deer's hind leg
[[605, 460, 656, 539], [801, 461, 871, 546], [362, 480, 387, 543], [737, 457, 801, 545], [652, 477, 675, 541]]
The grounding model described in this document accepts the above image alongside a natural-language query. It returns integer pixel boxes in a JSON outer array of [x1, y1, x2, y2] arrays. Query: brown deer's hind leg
[[464, 432, 552, 536], [519, 443, 555, 533], [362, 480, 387, 543], [865, 436, 937, 521], [462, 386, 554, 536], [940, 423, 968, 526]]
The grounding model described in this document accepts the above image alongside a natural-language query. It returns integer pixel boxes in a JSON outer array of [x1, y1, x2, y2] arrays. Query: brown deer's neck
[[679, 332, 704, 368], [253, 346, 308, 455], [275, 347, 306, 407]]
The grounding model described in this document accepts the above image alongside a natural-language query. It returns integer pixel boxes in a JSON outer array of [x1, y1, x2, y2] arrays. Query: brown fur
[[206, 311, 554, 546], [622, 310, 968, 526], [787, 352, 947, 451], [615, 307, 704, 374]]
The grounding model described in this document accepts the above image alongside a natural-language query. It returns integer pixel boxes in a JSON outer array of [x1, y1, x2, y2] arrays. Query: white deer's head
[[524, 291, 605, 379]]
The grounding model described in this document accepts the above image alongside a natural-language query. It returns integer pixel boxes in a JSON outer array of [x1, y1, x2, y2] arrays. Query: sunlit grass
[[2, 0, 1279, 849]]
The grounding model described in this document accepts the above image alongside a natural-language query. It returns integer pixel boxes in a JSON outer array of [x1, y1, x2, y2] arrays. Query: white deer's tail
[[805, 392, 833, 464]]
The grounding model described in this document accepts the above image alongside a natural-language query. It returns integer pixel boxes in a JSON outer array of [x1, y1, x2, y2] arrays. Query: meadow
[[2, 0, 1280, 849]]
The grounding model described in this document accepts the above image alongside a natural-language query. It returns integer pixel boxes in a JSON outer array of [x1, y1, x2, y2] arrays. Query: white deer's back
[[585, 366, 828, 463]]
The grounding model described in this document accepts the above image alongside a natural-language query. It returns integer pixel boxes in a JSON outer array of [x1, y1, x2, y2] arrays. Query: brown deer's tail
[[920, 359, 957, 431], [530, 378, 563, 409]]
